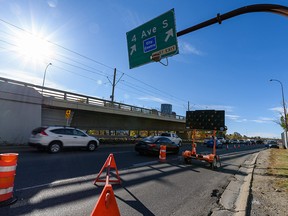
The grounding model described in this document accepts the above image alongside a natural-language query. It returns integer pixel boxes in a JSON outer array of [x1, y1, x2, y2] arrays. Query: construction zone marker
[[0, 153, 18, 206], [182, 130, 221, 170], [91, 153, 121, 216], [91, 184, 120, 216], [159, 145, 166, 162], [94, 153, 121, 185]]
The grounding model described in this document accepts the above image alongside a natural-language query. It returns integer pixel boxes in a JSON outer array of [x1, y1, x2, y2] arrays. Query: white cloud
[[178, 40, 203, 56], [226, 114, 240, 120], [251, 117, 274, 124], [47, 0, 58, 8], [138, 96, 168, 103], [269, 107, 283, 114], [236, 118, 248, 123]]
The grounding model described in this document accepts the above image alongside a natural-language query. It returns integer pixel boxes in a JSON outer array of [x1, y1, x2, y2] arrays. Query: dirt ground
[[249, 149, 288, 216]]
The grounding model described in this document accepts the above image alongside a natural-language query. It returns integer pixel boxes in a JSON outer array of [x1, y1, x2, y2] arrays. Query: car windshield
[[160, 133, 170, 137], [142, 136, 158, 143]]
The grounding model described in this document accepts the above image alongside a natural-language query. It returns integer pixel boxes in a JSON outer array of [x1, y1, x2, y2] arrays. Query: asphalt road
[[0, 143, 264, 216]]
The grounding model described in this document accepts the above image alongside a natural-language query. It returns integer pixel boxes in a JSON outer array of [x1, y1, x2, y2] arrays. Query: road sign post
[[65, 109, 71, 126], [65, 109, 71, 119], [126, 9, 179, 69]]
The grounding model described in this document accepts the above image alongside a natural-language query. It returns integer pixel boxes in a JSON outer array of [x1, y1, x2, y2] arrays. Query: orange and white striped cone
[[0, 153, 18, 206], [159, 145, 166, 162]]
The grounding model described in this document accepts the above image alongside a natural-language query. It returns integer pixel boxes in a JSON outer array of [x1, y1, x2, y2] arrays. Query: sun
[[14, 31, 54, 65]]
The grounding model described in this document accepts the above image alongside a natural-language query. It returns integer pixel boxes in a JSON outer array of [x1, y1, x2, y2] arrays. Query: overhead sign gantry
[[126, 4, 288, 69]]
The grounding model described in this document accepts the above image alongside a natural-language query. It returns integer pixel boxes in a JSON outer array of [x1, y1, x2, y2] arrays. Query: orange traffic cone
[[91, 184, 120, 216], [159, 145, 166, 162], [94, 154, 121, 185]]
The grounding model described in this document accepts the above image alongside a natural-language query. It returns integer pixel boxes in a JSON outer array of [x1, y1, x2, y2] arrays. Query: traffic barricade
[[0, 153, 18, 206], [92, 153, 121, 215], [159, 145, 166, 162]]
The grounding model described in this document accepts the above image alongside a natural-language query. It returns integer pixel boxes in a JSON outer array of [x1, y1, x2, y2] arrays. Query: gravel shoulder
[[249, 149, 288, 216]]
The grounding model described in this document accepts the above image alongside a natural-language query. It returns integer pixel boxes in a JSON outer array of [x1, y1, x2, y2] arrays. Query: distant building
[[161, 104, 172, 115]]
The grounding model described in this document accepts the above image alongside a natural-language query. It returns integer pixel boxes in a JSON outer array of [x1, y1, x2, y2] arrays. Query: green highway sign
[[126, 9, 179, 69]]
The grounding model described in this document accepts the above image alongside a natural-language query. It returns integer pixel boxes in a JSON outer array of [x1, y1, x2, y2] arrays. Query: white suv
[[28, 126, 99, 153], [160, 132, 182, 146]]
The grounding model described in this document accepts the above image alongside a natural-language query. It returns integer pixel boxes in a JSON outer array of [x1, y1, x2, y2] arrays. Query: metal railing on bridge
[[0, 76, 185, 120]]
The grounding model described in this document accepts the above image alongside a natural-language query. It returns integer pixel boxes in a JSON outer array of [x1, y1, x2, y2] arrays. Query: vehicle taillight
[[40, 131, 48, 136], [148, 144, 156, 148]]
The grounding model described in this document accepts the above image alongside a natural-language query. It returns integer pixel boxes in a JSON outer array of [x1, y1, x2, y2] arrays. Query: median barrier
[[0, 153, 18, 206]]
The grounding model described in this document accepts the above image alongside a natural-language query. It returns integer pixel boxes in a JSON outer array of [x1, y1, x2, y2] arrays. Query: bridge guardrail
[[0, 76, 185, 120]]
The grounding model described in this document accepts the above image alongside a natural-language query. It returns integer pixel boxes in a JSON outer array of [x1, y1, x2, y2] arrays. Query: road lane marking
[[16, 175, 96, 192]]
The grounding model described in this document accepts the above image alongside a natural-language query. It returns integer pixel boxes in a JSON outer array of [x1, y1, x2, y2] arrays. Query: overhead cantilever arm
[[177, 4, 288, 37]]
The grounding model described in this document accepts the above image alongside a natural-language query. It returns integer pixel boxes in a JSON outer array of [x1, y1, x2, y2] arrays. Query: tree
[[274, 112, 288, 130]]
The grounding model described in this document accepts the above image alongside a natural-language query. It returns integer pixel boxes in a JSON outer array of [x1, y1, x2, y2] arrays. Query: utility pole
[[108, 68, 124, 103], [188, 101, 190, 111], [111, 68, 116, 103]]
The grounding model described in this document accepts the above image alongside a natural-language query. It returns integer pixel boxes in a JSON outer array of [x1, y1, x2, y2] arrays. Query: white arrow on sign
[[130, 44, 136, 56], [165, 28, 174, 42]]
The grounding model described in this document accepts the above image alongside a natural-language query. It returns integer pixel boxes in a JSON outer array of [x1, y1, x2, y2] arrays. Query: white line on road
[[16, 175, 96, 192]]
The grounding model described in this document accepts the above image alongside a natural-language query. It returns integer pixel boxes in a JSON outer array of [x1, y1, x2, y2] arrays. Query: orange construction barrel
[[159, 145, 166, 162], [0, 153, 18, 206]]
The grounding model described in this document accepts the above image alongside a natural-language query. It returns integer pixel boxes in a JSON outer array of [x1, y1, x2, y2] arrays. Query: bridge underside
[[42, 107, 186, 131], [71, 110, 185, 131]]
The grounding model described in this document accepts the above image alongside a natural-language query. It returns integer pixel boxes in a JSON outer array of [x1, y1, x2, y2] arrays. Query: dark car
[[206, 139, 223, 148], [256, 140, 264, 144], [265, 140, 279, 148], [135, 136, 179, 155]]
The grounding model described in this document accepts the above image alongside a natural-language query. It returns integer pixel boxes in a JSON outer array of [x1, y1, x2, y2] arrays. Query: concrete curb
[[234, 152, 258, 215], [211, 152, 259, 216]]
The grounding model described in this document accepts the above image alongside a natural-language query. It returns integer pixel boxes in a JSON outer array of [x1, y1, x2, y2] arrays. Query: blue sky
[[0, 0, 288, 138]]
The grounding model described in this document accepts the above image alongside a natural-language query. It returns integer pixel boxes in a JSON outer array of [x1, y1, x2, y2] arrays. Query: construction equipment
[[182, 130, 221, 169], [183, 110, 225, 169]]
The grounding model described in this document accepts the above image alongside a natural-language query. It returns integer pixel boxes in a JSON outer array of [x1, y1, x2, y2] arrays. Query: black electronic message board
[[186, 110, 225, 130]]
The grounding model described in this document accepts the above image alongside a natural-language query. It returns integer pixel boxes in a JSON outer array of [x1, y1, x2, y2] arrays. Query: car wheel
[[87, 141, 97, 151], [49, 141, 62, 153]]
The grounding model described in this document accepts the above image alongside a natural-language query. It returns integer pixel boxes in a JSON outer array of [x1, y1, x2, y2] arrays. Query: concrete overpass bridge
[[0, 77, 186, 144]]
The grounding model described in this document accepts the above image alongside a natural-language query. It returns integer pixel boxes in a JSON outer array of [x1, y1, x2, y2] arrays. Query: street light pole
[[42, 63, 52, 95], [270, 79, 288, 148]]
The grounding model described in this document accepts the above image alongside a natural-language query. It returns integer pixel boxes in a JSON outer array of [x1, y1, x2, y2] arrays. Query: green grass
[[268, 148, 288, 191]]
